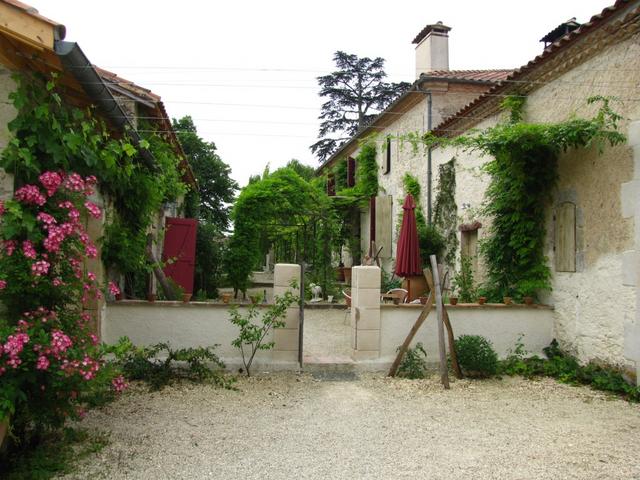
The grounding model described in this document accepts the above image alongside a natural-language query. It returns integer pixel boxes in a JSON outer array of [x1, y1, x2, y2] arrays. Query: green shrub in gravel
[[499, 338, 640, 401], [397, 342, 429, 379], [454, 335, 498, 378], [106, 338, 234, 390]]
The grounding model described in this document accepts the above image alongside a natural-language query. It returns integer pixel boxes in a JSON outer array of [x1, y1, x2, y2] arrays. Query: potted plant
[[221, 292, 232, 304], [503, 296, 513, 305], [517, 279, 543, 306], [477, 296, 487, 305], [449, 288, 459, 306], [182, 292, 192, 303], [147, 293, 156, 302], [419, 291, 430, 305]]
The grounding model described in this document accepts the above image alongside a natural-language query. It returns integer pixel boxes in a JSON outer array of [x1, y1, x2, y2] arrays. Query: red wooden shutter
[[327, 174, 336, 196], [347, 157, 356, 187], [162, 217, 197, 294]]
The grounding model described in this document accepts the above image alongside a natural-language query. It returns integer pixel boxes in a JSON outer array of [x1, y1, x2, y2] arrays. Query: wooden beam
[[0, 3, 56, 51]]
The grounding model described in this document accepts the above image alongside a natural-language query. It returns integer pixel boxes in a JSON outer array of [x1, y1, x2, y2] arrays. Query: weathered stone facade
[[431, 21, 640, 377]]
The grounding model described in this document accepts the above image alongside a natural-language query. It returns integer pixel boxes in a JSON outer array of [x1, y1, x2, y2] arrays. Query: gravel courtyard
[[60, 373, 640, 480]]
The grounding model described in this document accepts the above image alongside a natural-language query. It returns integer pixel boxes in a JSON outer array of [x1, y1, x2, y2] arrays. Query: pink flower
[[85, 244, 97, 259], [0, 201, 5, 216], [36, 355, 50, 370], [0, 280, 6, 290], [15, 184, 46, 206], [62, 173, 85, 193], [38, 171, 63, 196], [37, 212, 57, 227], [31, 260, 50, 276], [3, 240, 15, 256], [51, 330, 72, 356], [22, 240, 36, 259], [52, 278, 63, 287], [108, 281, 121, 296], [112, 375, 128, 393], [84, 201, 101, 219], [87, 272, 96, 281], [68, 208, 80, 223]]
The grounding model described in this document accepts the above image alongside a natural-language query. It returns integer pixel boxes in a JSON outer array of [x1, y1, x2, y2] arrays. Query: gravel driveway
[[60, 373, 640, 480]]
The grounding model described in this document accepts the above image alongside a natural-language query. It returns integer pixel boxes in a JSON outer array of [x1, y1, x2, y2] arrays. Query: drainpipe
[[425, 90, 433, 225]]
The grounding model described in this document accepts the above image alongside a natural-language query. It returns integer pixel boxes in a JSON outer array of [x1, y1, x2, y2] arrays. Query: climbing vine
[[433, 158, 458, 266], [403, 96, 625, 299], [2, 73, 187, 286], [399, 173, 444, 266]]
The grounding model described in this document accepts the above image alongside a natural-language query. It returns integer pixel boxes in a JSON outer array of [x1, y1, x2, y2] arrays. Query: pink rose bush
[[0, 172, 125, 433]]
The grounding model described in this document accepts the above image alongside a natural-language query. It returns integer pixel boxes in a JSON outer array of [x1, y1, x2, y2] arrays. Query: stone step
[[302, 355, 355, 373]]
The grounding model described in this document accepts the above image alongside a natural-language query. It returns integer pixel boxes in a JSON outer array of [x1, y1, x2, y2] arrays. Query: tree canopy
[[310, 51, 410, 163], [172, 116, 238, 231]]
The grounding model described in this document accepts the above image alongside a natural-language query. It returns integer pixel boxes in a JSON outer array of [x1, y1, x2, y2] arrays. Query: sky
[[30, 0, 611, 187]]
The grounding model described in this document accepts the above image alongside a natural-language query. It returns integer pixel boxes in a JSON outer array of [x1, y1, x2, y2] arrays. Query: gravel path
[[60, 374, 640, 480]]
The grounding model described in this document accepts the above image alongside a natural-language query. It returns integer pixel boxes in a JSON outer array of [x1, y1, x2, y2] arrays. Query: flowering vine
[[0, 171, 125, 435]]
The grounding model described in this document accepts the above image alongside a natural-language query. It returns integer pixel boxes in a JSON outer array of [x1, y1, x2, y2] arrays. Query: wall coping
[[107, 300, 347, 310], [380, 302, 554, 310]]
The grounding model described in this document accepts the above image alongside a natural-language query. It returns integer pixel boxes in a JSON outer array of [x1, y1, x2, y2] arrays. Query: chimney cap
[[412, 21, 451, 45], [540, 17, 581, 44]]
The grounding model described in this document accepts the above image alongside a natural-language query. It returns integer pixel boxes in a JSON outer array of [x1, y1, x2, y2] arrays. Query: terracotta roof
[[316, 69, 511, 173], [435, 0, 639, 136], [421, 69, 514, 83], [96, 67, 161, 103]]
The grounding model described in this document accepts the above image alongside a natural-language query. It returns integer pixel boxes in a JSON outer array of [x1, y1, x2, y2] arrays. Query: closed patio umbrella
[[395, 194, 423, 301]]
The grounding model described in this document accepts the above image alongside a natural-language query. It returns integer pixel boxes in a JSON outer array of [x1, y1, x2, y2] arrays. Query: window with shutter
[[375, 195, 393, 259], [327, 174, 336, 196], [555, 202, 576, 272], [347, 157, 356, 187]]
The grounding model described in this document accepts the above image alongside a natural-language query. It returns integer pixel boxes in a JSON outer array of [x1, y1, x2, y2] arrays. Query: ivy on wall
[[1, 73, 187, 281], [403, 96, 625, 300], [433, 158, 458, 266]]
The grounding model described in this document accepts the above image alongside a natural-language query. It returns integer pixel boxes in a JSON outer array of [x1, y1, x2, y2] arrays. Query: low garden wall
[[378, 304, 554, 365]]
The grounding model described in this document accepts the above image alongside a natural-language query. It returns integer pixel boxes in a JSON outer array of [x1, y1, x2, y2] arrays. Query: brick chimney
[[412, 21, 451, 78]]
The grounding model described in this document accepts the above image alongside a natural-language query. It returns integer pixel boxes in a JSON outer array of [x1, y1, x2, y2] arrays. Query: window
[[383, 137, 391, 174], [327, 174, 336, 196], [347, 157, 356, 187], [554, 202, 576, 272]]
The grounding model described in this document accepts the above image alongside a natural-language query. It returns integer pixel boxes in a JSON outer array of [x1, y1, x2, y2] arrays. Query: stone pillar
[[351, 266, 381, 361], [272, 263, 300, 363]]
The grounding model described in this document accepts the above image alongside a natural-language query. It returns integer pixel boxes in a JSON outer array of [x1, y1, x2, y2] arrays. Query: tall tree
[[172, 116, 238, 230], [173, 116, 238, 297], [311, 51, 410, 163]]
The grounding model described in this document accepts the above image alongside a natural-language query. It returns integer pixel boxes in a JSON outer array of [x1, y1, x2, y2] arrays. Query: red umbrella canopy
[[395, 194, 422, 277]]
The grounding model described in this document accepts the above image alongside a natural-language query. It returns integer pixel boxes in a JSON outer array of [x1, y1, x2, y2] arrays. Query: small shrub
[[230, 288, 298, 376], [452, 255, 477, 303], [106, 338, 232, 390], [455, 335, 498, 378], [397, 342, 428, 379]]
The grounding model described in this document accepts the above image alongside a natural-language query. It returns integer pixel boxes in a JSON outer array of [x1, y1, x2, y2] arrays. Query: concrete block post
[[272, 263, 300, 363], [351, 266, 381, 361]]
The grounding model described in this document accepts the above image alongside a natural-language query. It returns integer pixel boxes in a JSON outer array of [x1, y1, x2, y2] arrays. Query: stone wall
[[0, 66, 16, 200], [430, 34, 640, 375]]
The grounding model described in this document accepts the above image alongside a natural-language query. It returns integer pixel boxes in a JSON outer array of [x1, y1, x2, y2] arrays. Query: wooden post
[[387, 289, 434, 377], [430, 255, 450, 389], [443, 307, 462, 379]]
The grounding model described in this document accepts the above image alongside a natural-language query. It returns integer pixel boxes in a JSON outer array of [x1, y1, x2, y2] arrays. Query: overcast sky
[[31, 0, 610, 187]]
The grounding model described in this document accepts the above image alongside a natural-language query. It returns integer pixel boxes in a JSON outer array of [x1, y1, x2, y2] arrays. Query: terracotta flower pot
[[147, 293, 156, 303], [221, 293, 232, 304], [419, 296, 429, 305], [250, 295, 260, 304], [523, 296, 534, 306], [477, 296, 487, 305], [449, 297, 458, 306], [503, 296, 513, 305], [343, 267, 352, 285], [182, 293, 192, 303], [115, 293, 122, 301]]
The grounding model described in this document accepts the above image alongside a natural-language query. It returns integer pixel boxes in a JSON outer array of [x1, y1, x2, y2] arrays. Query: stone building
[[317, 22, 512, 273], [430, 0, 640, 380], [0, 0, 195, 331]]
